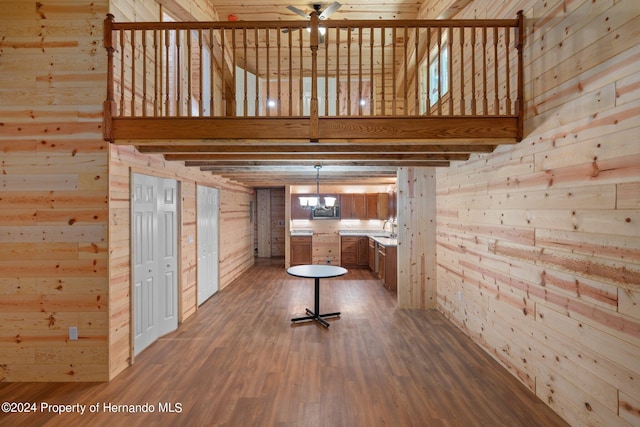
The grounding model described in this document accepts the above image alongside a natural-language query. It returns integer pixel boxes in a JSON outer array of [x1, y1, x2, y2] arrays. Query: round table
[[287, 264, 348, 327]]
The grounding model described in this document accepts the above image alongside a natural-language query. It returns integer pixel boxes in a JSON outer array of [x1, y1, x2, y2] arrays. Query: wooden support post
[[515, 10, 525, 141], [310, 11, 319, 142], [103, 14, 115, 141]]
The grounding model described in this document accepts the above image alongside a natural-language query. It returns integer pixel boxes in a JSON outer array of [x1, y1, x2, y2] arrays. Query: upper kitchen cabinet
[[342, 193, 390, 220], [291, 195, 311, 220], [388, 191, 397, 220], [340, 194, 366, 219]]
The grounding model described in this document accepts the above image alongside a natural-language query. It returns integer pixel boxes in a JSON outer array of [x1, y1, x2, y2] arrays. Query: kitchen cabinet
[[368, 237, 376, 272], [366, 194, 378, 219], [365, 193, 390, 219], [291, 196, 311, 220], [340, 194, 366, 219], [376, 193, 389, 220], [340, 236, 369, 268], [290, 236, 312, 266], [377, 242, 397, 291], [333, 193, 393, 220], [387, 191, 397, 220]]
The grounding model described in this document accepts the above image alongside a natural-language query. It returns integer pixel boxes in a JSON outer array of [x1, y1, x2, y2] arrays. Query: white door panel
[[197, 185, 220, 305], [132, 174, 178, 356]]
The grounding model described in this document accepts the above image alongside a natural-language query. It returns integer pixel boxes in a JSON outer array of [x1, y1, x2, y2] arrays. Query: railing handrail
[[108, 18, 520, 31]]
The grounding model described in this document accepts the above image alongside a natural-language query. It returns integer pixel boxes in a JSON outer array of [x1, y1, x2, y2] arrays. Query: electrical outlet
[[326, 259, 331, 264], [457, 291, 462, 301], [69, 326, 78, 340]]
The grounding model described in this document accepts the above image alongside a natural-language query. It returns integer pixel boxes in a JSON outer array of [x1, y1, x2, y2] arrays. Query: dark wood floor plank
[[0, 259, 568, 426]]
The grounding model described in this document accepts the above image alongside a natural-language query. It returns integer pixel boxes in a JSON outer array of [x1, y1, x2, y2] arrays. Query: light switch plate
[[69, 326, 78, 340]]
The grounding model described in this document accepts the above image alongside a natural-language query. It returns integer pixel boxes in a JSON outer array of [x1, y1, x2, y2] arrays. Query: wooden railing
[[104, 12, 523, 142]]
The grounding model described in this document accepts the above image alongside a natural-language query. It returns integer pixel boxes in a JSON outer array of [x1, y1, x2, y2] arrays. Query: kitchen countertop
[[370, 236, 398, 247], [338, 230, 397, 246], [290, 230, 313, 236], [339, 230, 390, 237]]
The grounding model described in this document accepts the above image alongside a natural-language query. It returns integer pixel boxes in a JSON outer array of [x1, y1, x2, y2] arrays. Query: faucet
[[391, 223, 398, 238], [383, 220, 398, 238]]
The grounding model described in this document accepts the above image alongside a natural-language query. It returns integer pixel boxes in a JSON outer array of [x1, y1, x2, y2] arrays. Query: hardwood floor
[[0, 259, 568, 427]]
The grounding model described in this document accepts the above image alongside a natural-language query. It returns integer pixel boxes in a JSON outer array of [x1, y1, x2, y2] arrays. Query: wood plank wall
[[430, 1, 640, 426], [0, 0, 254, 382], [0, 1, 111, 381], [397, 167, 437, 309]]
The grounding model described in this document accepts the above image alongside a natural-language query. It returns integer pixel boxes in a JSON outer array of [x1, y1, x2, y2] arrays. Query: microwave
[[312, 206, 340, 219]]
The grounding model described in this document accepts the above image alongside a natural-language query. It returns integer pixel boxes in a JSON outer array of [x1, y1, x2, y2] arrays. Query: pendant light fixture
[[299, 165, 336, 210]]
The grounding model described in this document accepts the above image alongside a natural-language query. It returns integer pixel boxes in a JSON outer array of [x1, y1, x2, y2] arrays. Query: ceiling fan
[[284, 2, 342, 42], [286, 2, 342, 21]]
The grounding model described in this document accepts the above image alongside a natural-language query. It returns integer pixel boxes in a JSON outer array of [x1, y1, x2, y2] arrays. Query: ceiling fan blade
[[286, 5, 310, 19], [319, 1, 341, 20]]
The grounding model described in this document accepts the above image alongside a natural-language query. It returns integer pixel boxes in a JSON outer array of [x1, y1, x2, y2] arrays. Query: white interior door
[[132, 174, 178, 356], [158, 179, 178, 336], [197, 185, 220, 305]]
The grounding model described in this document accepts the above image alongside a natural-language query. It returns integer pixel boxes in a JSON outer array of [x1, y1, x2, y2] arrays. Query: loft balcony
[[103, 12, 524, 171]]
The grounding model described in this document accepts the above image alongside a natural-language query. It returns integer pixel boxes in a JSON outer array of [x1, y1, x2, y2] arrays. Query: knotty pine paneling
[[430, 1, 640, 427], [0, 0, 110, 382], [0, 0, 254, 383]]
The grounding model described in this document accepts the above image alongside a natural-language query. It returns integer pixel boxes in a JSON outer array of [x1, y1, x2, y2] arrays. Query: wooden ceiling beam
[[168, 153, 468, 161], [137, 143, 496, 154]]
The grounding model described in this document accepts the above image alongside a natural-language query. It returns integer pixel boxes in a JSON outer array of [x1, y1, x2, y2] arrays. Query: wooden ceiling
[[208, 1, 425, 22], [138, 0, 482, 188]]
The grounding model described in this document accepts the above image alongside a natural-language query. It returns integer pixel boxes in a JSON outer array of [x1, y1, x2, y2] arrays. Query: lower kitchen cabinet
[[290, 236, 312, 266], [341, 236, 369, 268], [377, 243, 397, 291], [368, 237, 376, 272]]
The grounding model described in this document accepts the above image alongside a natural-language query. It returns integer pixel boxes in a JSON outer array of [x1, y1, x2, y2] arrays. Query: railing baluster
[[164, 29, 170, 115], [505, 26, 511, 115], [335, 28, 340, 116], [232, 28, 237, 116], [414, 27, 419, 115], [277, 27, 282, 116], [425, 26, 430, 116], [493, 26, 499, 115], [130, 29, 136, 117], [142, 30, 147, 117], [198, 29, 203, 116], [288, 28, 292, 117], [459, 26, 465, 115], [220, 28, 225, 116], [298, 29, 303, 117], [186, 29, 192, 117], [403, 26, 408, 116], [324, 29, 329, 117], [154, 29, 159, 117], [391, 27, 398, 116], [266, 28, 270, 117], [380, 27, 385, 116], [119, 29, 125, 116], [436, 27, 441, 115], [370, 27, 375, 116], [208, 28, 214, 117], [358, 27, 363, 116], [482, 26, 488, 115], [254, 28, 259, 116], [243, 28, 248, 117], [176, 29, 182, 116], [347, 27, 351, 116], [470, 26, 476, 115], [448, 26, 453, 115]]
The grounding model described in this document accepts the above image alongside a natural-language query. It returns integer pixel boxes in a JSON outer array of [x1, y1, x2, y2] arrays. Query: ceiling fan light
[[324, 196, 336, 207]]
